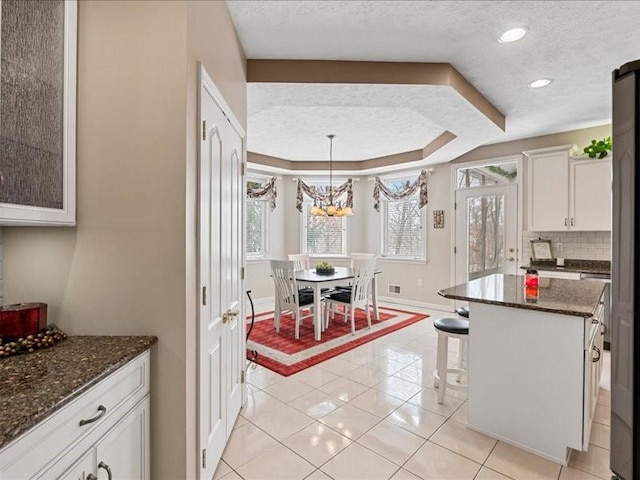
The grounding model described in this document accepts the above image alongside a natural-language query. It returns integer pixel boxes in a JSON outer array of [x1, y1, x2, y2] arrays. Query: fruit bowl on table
[[315, 263, 335, 275]]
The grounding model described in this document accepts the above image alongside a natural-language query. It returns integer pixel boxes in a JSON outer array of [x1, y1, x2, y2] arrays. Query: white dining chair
[[349, 252, 375, 267], [288, 253, 310, 271], [323, 258, 376, 335], [336, 253, 375, 293], [270, 259, 317, 339]]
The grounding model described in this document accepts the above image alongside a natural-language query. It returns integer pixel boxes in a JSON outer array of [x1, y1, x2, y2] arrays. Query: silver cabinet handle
[[592, 345, 601, 363], [98, 462, 113, 480], [564, 218, 568, 226], [87, 475, 97, 480], [79, 405, 107, 426], [571, 218, 575, 226]]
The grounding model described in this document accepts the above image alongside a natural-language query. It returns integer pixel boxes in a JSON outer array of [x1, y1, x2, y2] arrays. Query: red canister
[[0, 303, 48, 340]]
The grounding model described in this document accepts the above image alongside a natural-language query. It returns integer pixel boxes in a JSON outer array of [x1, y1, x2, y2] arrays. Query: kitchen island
[[439, 274, 607, 465]]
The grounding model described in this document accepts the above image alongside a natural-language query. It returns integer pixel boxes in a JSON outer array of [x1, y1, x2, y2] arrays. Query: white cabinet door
[[526, 147, 570, 231], [94, 398, 149, 480], [55, 449, 95, 480], [570, 158, 612, 231]]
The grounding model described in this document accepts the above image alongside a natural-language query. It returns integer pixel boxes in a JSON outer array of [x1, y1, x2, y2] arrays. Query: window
[[456, 161, 518, 189], [245, 177, 270, 259], [301, 184, 348, 256], [380, 177, 427, 260]]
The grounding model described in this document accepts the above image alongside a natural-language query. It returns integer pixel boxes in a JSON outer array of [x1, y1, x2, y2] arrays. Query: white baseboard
[[247, 296, 273, 306], [377, 296, 453, 313]]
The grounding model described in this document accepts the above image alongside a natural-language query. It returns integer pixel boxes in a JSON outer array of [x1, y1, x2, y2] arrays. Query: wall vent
[[388, 284, 401, 295]]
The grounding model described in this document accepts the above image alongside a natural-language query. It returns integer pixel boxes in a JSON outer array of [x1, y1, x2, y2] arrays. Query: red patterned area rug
[[246, 306, 429, 376]]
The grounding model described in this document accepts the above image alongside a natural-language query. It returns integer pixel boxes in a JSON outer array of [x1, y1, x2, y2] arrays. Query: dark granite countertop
[[439, 274, 606, 317], [0, 335, 157, 449], [520, 259, 611, 276]]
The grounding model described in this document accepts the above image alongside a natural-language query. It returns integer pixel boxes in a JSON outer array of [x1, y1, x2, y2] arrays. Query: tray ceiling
[[228, 0, 640, 168]]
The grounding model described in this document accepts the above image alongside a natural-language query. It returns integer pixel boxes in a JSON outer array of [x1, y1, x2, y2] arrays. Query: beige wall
[[367, 165, 453, 307], [454, 124, 612, 164], [2, 1, 246, 479]]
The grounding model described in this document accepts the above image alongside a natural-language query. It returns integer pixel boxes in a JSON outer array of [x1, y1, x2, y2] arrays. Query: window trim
[[299, 177, 350, 258], [378, 173, 428, 262], [245, 174, 271, 260]]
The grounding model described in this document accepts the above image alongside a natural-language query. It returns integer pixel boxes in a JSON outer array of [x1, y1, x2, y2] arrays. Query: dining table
[[295, 267, 381, 341]]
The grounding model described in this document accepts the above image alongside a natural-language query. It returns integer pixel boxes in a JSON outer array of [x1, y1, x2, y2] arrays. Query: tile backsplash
[[522, 230, 611, 263]]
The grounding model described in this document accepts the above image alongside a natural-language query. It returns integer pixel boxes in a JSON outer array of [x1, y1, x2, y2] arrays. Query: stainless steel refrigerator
[[611, 59, 640, 480]]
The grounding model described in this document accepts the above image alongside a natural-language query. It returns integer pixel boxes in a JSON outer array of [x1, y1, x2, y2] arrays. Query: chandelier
[[310, 134, 353, 217]]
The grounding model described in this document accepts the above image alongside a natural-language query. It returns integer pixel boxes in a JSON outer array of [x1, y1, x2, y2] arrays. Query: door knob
[[223, 310, 238, 324], [507, 257, 515, 262]]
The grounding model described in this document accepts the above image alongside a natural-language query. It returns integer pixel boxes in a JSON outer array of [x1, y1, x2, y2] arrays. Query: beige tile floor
[[217, 303, 613, 480]]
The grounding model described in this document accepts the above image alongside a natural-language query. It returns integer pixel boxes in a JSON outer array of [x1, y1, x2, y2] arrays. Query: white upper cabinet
[[0, 1, 77, 226], [525, 145, 571, 231], [525, 145, 612, 231], [570, 158, 612, 231]]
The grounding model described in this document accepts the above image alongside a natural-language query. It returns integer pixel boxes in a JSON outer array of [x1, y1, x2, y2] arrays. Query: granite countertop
[[0, 335, 157, 449], [520, 259, 611, 276], [439, 273, 606, 317]]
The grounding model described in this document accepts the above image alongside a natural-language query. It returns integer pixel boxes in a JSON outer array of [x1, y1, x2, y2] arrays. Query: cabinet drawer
[[0, 352, 149, 479]]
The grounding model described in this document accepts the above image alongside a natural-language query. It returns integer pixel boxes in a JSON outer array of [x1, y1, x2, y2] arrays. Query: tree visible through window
[[381, 179, 427, 260], [301, 182, 348, 256], [245, 179, 269, 259]]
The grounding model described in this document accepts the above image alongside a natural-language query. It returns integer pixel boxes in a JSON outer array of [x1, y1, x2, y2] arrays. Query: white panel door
[[220, 133, 244, 434], [198, 90, 226, 480], [570, 158, 612, 231], [198, 64, 245, 480]]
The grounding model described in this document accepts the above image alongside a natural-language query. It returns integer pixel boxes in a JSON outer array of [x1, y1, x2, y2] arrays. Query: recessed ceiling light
[[528, 78, 552, 89], [499, 27, 528, 43]]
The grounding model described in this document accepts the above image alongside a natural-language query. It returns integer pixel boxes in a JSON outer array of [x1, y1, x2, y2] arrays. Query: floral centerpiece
[[315, 261, 335, 275]]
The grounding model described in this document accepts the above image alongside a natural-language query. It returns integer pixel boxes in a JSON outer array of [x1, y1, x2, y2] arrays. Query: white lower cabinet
[[0, 352, 150, 480], [582, 303, 605, 450]]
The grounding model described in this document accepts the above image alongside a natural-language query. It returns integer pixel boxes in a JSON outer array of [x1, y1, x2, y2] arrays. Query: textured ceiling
[[227, 0, 640, 164], [249, 105, 444, 161], [248, 83, 502, 163]]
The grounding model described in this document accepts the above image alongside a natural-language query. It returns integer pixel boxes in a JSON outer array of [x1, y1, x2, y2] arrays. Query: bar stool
[[433, 317, 469, 404]]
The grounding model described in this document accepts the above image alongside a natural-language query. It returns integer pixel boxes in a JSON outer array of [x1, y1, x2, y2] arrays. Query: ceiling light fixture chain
[[307, 134, 353, 217]]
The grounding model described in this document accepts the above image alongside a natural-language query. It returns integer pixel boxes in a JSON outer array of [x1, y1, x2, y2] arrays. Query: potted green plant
[[583, 137, 612, 159]]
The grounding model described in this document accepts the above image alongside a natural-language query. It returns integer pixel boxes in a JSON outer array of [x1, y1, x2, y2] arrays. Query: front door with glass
[[455, 184, 518, 286]]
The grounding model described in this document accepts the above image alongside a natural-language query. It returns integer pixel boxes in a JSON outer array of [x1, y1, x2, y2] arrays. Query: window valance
[[247, 177, 277, 211], [296, 179, 354, 213], [373, 170, 429, 212]]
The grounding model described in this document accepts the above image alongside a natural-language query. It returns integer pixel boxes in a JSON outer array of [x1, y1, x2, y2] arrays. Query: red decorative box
[[0, 303, 48, 340]]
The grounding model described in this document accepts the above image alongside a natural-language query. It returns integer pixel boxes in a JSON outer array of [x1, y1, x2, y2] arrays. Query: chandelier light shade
[[311, 134, 354, 217]]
